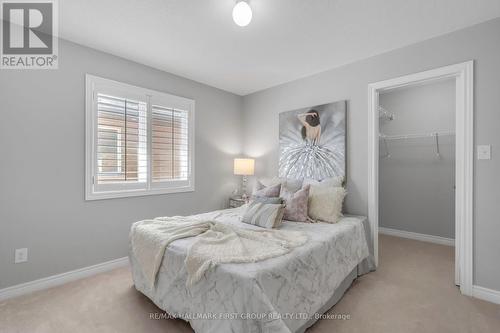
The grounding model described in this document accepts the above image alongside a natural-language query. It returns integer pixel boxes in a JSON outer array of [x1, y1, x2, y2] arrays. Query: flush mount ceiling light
[[232, 1, 252, 27]]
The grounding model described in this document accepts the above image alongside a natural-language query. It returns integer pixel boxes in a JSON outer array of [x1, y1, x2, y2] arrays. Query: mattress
[[129, 207, 373, 333]]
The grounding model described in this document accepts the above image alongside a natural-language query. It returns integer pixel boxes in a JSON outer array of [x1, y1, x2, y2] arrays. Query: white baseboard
[[472, 285, 500, 305], [0, 257, 129, 302], [379, 227, 455, 246]]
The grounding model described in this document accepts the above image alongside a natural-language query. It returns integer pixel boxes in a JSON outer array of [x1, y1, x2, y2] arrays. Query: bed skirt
[[296, 256, 373, 332]]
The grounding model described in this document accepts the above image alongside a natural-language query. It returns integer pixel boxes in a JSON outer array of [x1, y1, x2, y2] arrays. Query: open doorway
[[367, 62, 474, 296], [378, 78, 456, 285]]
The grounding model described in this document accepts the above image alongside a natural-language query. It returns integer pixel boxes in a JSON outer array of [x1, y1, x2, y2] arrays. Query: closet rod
[[380, 131, 455, 141]]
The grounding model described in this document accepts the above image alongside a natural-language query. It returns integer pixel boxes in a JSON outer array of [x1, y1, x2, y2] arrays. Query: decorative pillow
[[252, 196, 283, 204], [259, 177, 303, 193], [252, 181, 281, 198], [303, 176, 344, 189], [242, 202, 286, 229], [256, 177, 281, 187], [280, 184, 310, 222], [308, 186, 346, 223]]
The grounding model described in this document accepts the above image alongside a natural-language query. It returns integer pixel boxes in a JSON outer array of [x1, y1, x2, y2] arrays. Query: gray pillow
[[252, 196, 283, 204], [252, 181, 281, 198], [242, 202, 286, 229]]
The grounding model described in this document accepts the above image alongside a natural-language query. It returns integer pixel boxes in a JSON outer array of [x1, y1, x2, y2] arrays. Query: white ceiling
[[61, 0, 500, 95]]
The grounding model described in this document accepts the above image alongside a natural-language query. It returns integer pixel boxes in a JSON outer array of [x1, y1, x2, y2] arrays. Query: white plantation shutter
[[96, 94, 148, 186], [86, 75, 194, 200], [151, 106, 189, 182]]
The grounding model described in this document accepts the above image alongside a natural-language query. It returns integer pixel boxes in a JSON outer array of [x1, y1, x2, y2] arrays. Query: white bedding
[[129, 207, 371, 333], [131, 218, 213, 289], [131, 216, 308, 288]]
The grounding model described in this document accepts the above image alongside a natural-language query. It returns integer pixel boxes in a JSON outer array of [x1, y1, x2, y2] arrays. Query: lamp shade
[[233, 158, 255, 176]]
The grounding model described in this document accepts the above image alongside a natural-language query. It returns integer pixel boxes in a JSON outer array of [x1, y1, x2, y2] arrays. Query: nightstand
[[229, 196, 246, 208]]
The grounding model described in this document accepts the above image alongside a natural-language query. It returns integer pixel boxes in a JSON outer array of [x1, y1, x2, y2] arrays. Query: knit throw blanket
[[130, 217, 307, 288]]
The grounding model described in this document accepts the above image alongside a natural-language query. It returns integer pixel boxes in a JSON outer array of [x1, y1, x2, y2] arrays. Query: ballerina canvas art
[[279, 101, 346, 181]]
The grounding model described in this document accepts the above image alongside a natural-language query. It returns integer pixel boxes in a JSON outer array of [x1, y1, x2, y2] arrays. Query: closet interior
[[378, 78, 456, 243]]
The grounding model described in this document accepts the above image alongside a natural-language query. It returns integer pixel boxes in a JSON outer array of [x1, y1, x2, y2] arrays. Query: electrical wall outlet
[[14, 248, 28, 264], [477, 145, 491, 160]]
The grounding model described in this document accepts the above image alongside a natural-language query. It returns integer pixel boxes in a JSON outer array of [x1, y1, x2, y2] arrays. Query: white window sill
[[85, 185, 195, 201]]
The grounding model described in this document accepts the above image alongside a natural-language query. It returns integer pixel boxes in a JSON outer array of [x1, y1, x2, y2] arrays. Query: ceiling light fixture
[[232, 1, 252, 27]]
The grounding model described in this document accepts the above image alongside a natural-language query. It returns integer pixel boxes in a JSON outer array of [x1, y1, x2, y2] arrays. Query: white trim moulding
[[472, 285, 500, 305], [0, 257, 129, 302], [368, 61, 474, 296], [379, 227, 455, 247]]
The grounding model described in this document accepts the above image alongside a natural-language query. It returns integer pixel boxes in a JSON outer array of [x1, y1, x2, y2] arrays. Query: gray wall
[[0, 39, 243, 289], [242, 18, 500, 291], [379, 80, 456, 238]]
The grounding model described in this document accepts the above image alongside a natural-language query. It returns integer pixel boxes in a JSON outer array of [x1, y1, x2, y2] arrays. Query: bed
[[129, 206, 374, 333]]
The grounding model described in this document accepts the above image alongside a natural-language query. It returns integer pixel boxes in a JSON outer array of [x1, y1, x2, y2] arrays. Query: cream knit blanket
[[130, 217, 307, 289]]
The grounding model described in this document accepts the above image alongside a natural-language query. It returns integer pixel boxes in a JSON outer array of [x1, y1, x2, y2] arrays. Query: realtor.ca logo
[[1, 0, 58, 69]]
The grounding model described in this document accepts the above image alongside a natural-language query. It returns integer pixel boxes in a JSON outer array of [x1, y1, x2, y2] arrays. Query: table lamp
[[233, 158, 255, 200]]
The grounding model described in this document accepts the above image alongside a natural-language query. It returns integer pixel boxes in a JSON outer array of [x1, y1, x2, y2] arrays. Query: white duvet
[[129, 207, 371, 333]]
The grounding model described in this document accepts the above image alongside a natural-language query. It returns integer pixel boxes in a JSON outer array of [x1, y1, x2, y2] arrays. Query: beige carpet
[[1, 235, 499, 333]]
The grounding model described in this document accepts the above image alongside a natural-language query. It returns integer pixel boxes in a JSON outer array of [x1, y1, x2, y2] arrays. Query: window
[[85, 75, 195, 200]]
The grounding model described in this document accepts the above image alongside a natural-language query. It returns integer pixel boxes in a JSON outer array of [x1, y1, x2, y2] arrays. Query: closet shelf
[[379, 131, 455, 159]]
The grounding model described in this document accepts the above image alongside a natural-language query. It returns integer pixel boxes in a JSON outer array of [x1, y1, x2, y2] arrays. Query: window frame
[[85, 74, 195, 200]]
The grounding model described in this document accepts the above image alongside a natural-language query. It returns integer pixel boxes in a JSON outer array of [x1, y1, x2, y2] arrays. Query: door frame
[[367, 61, 474, 295]]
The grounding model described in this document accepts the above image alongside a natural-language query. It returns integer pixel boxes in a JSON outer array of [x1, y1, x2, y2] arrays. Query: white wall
[[242, 18, 500, 291], [379, 80, 455, 238], [0, 39, 243, 289]]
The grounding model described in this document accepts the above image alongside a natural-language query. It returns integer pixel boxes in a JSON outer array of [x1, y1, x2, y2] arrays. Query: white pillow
[[303, 176, 344, 188], [308, 186, 346, 223]]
